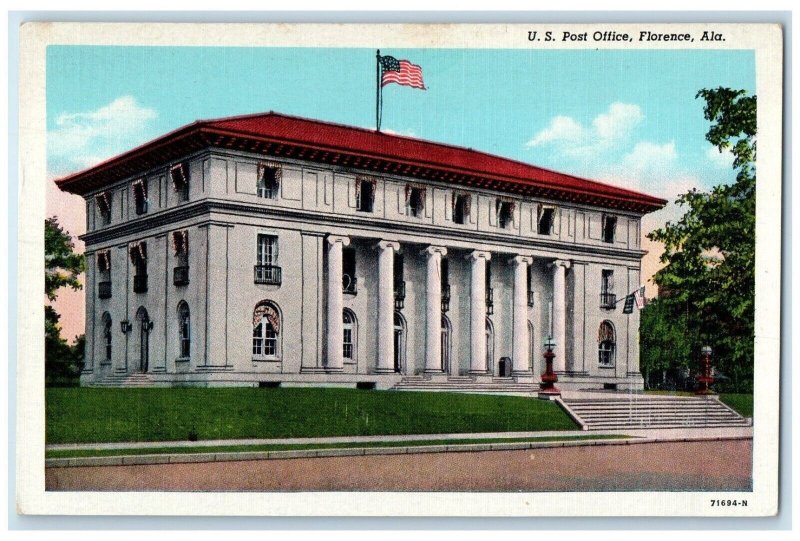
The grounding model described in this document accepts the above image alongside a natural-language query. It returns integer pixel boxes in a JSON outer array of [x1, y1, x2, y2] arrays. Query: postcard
[[16, 21, 782, 517]]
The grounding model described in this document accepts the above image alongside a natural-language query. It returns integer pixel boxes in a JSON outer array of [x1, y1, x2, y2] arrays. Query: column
[[326, 235, 350, 370], [467, 250, 491, 374], [83, 252, 96, 375], [424, 246, 447, 373], [375, 240, 400, 373], [550, 259, 571, 372], [511, 255, 534, 374]]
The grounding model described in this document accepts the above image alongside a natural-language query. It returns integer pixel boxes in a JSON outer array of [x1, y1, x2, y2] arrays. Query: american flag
[[634, 285, 646, 309], [380, 55, 426, 90]]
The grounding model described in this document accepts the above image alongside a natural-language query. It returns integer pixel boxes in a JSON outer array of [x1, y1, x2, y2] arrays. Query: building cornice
[[56, 112, 667, 214]]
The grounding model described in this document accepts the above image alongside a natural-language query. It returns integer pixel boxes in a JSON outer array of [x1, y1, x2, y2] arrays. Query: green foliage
[[45, 216, 85, 301], [45, 306, 84, 387], [45, 387, 578, 444], [45, 216, 86, 386], [639, 298, 693, 388], [646, 88, 755, 392]]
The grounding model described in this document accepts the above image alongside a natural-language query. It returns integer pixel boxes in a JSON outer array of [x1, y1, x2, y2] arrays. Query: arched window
[[598, 320, 616, 367], [177, 301, 190, 359], [393, 312, 406, 373], [101, 312, 112, 362], [253, 300, 281, 359], [441, 315, 452, 374], [485, 318, 495, 374], [343, 309, 356, 361], [135, 306, 150, 372]]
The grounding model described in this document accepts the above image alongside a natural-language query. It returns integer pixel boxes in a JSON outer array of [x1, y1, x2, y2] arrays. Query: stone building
[[56, 112, 666, 389]]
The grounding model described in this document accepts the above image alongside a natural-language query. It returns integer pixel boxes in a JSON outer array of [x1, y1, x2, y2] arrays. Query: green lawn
[[46, 387, 578, 444], [46, 434, 626, 459], [719, 393, 753, 417]]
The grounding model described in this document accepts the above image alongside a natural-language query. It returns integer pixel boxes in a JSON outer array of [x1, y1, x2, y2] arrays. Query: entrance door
[[393, 312, 405, 373], [136, 307, 150, 373], [441, 315, 451, 374]]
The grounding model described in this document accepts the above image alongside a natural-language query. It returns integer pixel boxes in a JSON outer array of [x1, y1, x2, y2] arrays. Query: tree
[[45, 217, 86, 386], [45, 216, 85, 301], [645, 88, 756, 392]]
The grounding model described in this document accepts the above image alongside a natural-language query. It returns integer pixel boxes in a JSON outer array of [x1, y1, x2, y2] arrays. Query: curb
[[44, 435, 752, 469]]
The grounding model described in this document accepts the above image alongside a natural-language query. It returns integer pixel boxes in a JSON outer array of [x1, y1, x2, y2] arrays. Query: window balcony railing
[[441, 284, 451, 313], [600, 292, 617, 309], [98, 281, 112, 299], [254, 265, 282, 285], [486, 287, 494, 315], [133, 274, 148, 293], [342, 274, 357, 294], [135, 200, 148, 216], [527, 289, 535, 307], [394, 280, 406, 310], [173, 266, 190, 286]]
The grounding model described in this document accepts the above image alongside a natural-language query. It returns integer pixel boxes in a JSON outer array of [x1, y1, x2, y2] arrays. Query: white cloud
[[705, 145, 734, 169], [48, 96, 158, 175], [621, 141, 677, 175], [592, 102, 643, 142], [526, 102, 643, 159], [526, 115, 585, 147]]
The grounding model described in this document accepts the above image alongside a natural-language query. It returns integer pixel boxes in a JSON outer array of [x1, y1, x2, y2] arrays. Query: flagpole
[[376, 49, 381, 132]]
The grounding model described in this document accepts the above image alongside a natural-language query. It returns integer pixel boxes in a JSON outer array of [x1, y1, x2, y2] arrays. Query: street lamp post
[[695, 345, 715, 395], [539, 336, 561, 397]]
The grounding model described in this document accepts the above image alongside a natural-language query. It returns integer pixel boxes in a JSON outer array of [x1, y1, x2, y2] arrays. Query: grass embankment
[[718, 394, 753, 417], [46, 434, 627, 459], [46, 387, 578, 445], [645, 391, 753, 417]]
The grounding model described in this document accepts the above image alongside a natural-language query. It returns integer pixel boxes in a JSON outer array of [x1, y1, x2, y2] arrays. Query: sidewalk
[[47, 425, 752, 452], [45, 425, 752, 469]]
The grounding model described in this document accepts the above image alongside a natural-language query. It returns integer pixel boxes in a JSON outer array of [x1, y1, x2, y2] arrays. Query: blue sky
[[47, 46, 754, 191]]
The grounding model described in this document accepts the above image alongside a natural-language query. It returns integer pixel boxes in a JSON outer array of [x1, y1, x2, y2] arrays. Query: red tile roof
[[56, 111, 667, 213]]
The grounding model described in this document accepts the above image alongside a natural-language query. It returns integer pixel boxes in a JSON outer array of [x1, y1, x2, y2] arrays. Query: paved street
[[46, 439, 751, 492]]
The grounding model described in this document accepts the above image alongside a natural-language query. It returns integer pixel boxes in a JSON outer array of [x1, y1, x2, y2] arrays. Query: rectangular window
[[601, 269, 616, 308], [602, 215, 617, 243], [95, 192, 112, 225], [538, 206, 555, 235], [406, 187, 424, 217], [130, 242, 148, 293], [257, 164, 280, 199], [257, 234, 278, 266], [357, 179, 375, 212], [173, 231, 190, 286], [133, 180, 148, 215], [170, 163, 190, 202], [343, 247, 357, 293], [497, 200, 514, 229], [97, 250, 112, 299], [255, 234, 281, 285], [453, 194, 469, 224]]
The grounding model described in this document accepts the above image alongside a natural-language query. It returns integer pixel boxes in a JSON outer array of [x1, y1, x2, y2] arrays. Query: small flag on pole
[[379, 55, 426, 90], [622, 294, 635, 314], [634, 285, 646, 309]]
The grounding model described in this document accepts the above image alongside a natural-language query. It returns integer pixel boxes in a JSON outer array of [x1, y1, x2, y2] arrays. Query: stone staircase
[[561, 395, 751, 430], [392, 375, 538, 394], [90, 372, 155, 387]]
